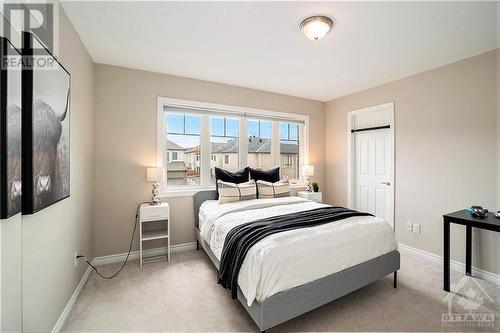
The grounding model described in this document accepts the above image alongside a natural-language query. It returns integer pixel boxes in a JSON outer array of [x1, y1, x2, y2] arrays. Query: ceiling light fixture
[[300, 15, 334, 41]]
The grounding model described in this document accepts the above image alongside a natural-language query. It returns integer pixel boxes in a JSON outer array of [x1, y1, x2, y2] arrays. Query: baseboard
[[52, 265, 93, 333], [398, 242, 500, 285], [93, 242, 197, 266]]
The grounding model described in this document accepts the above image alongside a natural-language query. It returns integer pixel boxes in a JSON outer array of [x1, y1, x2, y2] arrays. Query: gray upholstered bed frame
[[194, 190, 400, 332]]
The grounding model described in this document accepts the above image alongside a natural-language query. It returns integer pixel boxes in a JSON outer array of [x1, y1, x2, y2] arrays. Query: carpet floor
[[64, 247, 500, 332]]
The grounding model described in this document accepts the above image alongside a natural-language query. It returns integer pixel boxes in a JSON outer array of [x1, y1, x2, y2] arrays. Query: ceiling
[[62, 1, 499, 102]]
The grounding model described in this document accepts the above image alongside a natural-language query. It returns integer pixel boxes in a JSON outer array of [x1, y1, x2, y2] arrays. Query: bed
[[194, 190, 400, 332]]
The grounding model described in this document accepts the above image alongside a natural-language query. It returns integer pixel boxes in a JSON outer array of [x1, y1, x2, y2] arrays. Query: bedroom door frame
[[346, 102, 395, 228]]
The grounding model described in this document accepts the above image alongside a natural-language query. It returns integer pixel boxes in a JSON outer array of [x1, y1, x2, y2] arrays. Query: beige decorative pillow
[[256, 180, 290, 199], [217, 180, 257, 204]]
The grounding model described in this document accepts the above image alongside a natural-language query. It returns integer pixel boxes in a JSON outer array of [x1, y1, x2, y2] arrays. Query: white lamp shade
[[302, 165, 315, 177], [146, 167, 163, 182]]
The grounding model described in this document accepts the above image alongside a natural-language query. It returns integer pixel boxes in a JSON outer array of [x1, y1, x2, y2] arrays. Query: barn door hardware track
[[351, 125, 390, 133]]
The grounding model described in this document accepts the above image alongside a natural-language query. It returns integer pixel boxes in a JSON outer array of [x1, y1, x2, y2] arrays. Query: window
[[211, 117, 239, 183], [166, 114, 200, 186], [247, 120, 272, 170], [160, 98, 307, 191], [280, 122, 299, 181]]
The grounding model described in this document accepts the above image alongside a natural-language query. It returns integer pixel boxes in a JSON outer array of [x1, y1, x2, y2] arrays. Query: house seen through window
[[211, 117, 239, 183], [166, 114, 201, 186], [280, 123, 299, 180], [162, 106, 304, 188], [247, 120, 272, 171]]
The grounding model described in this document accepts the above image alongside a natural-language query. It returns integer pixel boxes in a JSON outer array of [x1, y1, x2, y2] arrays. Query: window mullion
[[160, 111, 168, 192], [239, 118, 248, 168], [298, 124, 306, 182], [271, 121, 280, 169], [200, 115, 211, 186]]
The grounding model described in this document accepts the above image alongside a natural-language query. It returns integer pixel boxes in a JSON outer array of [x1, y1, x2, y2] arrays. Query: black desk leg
[[466, 225, 472, 276], [444, 219, 450, 292]]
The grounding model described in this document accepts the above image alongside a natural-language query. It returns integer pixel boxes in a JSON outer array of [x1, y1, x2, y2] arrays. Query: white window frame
[[157, 97, 309, 197]]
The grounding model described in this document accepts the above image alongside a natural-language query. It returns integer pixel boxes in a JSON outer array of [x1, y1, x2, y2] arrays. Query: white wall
[[20, 8, 95, 331], [325, 49, 500, 275], [497, 48, 500, 209], [1, 215, 22, 331], [93, 64, 325, 257], [0, 10, 23, 333]]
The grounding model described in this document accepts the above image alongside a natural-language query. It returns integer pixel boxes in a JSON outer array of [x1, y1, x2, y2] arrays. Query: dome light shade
[[300, 15, 334, 41]]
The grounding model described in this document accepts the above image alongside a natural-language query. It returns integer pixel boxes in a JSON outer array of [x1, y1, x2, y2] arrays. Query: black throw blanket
[[218, 206, 373, 299]]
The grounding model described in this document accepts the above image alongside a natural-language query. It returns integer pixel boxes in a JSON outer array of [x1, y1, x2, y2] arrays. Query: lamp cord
[[78, 201, 150, 279]]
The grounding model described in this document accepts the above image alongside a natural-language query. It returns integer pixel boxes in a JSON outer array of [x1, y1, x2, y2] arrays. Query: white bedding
[[199, 197, 397, 306]]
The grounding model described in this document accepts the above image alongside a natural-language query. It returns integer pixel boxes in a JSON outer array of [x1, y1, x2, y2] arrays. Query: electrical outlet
[[74, 252, 79, 268], [413, 223, 421, 234], [406, 221, 413, 231]]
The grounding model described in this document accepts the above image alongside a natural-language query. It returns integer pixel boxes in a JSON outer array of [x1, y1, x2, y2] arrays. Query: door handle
[[380, 182, 390, 186]]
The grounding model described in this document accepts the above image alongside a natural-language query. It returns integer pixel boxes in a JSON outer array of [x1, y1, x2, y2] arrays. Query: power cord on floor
[[77, 201, 150, 279]]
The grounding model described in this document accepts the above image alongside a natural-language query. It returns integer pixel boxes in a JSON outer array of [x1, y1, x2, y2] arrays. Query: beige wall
[[93, 65, 325, 257], [497, 50, 500, 209], [325, 49, 500, 275], [20, 9, 95, 331], [1, 216, 22, 331], [1, 17, 23, 333]]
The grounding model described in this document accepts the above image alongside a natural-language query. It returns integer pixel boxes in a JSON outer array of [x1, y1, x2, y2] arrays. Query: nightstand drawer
[[297, 191, 322, 203], [141, 204, 169, 221]]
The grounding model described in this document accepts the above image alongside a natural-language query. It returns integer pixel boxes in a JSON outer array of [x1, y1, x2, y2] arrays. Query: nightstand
[[297, 191, 322, 203], [139, 202, 170, 267]]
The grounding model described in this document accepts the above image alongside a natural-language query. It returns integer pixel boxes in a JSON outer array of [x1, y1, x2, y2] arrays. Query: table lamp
[[147, 167, 163, 205], [302, 165, 315, 192]]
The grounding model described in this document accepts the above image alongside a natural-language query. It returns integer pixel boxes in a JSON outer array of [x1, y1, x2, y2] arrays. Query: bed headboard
[[193, 190, 217, 228]]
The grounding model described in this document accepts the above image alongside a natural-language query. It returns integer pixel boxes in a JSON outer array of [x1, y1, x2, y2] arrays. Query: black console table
[[443, 210, 500, 292]]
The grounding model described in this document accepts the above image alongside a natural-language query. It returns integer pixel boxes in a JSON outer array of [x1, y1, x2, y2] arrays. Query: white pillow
[[256, 180, 290, 199], [217, 179, 257, 204]]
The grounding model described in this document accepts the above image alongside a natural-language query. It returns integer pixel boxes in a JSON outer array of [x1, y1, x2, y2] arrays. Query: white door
[[347, 102, 394, 228], [355, 129, 392, 224]]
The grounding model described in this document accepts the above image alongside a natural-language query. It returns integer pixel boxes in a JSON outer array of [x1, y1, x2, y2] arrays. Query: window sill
[[289, 183, 306, 190], [159, 182, 306, 198], [159, 187, 215, 198]]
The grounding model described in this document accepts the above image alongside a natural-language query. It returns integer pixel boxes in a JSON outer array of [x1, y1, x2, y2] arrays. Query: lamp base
[[305, 177, 312, 192], [150, 182, 161, 205]]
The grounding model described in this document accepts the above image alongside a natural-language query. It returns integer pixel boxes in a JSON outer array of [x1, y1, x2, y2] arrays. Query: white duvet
[[199, 197, 397, 306]]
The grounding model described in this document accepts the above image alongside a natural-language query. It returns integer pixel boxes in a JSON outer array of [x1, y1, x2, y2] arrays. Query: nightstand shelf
[[142, 230, 169, 241], [139, 202, 170, 267]]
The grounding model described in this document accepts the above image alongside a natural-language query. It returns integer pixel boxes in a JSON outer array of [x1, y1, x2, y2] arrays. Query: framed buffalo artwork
[[22, 32, 71, 214], [0, 37, 22, 219]]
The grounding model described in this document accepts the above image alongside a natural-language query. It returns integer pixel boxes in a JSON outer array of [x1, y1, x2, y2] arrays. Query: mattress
[[199, 197, 398, 306], [198, 199, 219, 230]]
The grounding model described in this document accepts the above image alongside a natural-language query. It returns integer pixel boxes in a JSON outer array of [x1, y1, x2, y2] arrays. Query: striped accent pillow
[[256, 180, 290, 199], [217, 180, 257, 204]]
